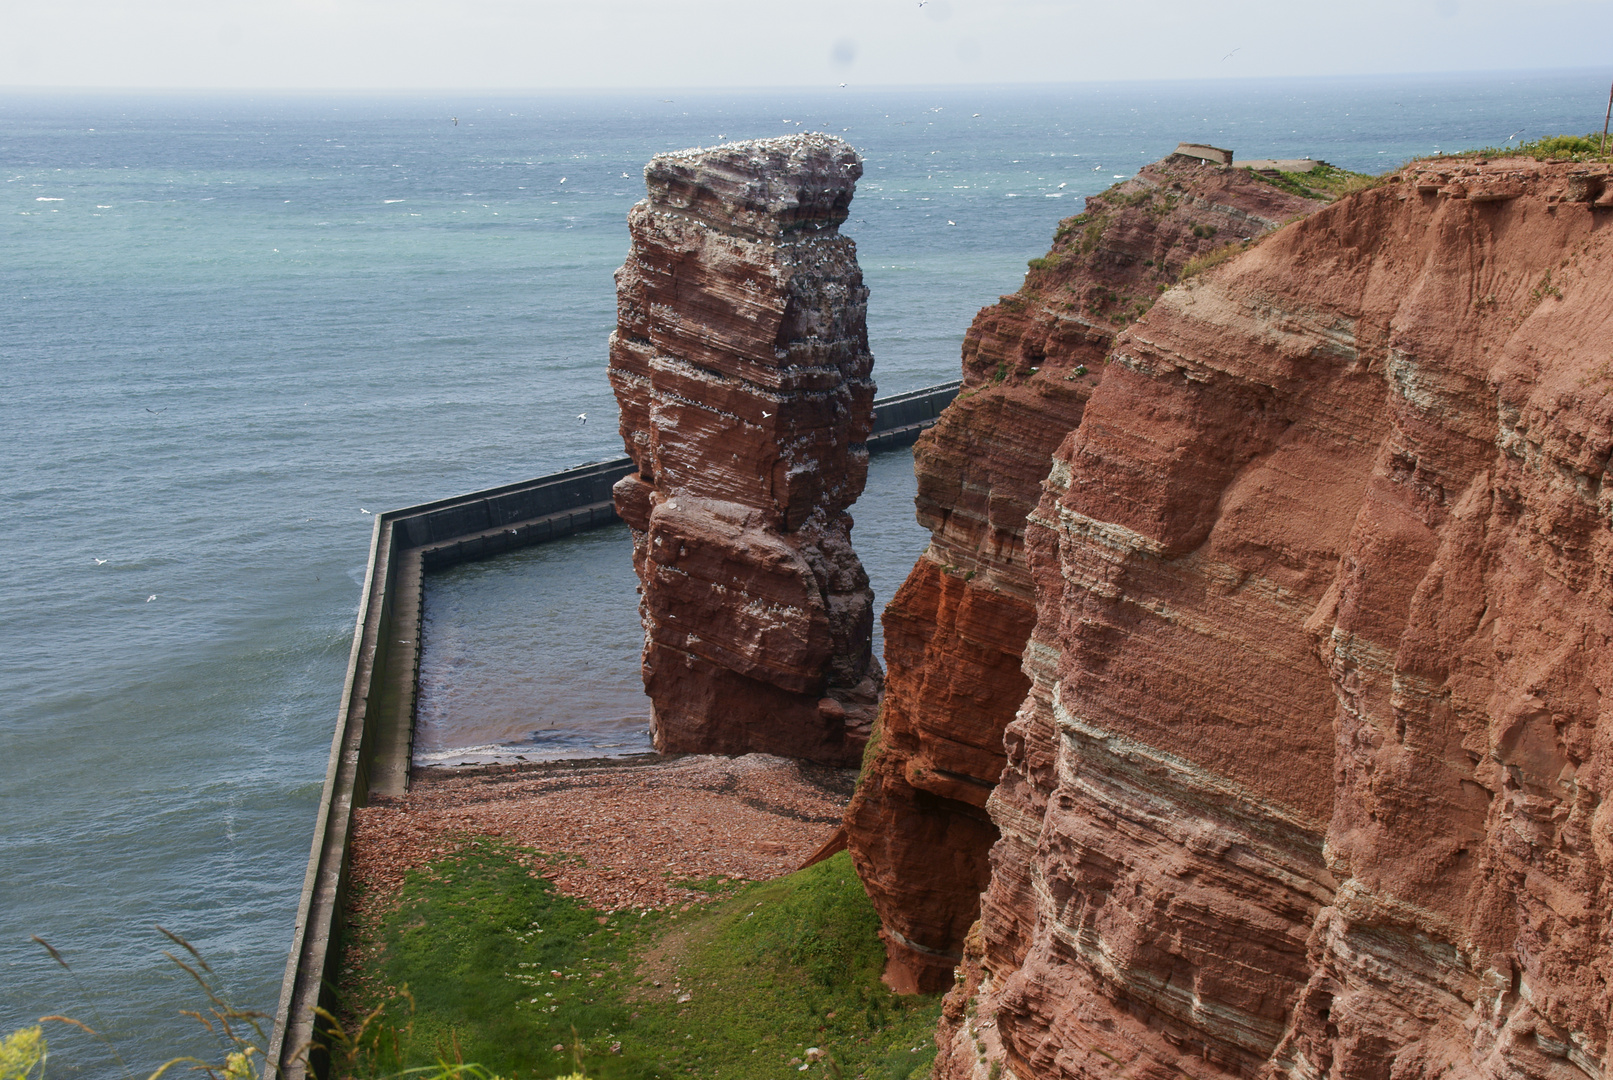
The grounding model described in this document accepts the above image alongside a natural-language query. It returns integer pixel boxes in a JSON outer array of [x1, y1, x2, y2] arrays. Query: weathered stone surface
[[844, 154, 1330, 992], [609, 134, 879, 766], [940, 159, 1613, 1080]]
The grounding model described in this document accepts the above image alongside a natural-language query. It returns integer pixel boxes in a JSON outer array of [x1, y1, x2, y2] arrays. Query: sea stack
[[608, 134, 881, 766]]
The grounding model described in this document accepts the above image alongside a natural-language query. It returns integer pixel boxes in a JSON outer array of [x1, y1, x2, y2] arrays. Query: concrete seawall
[[265, 380, 959, 1079]]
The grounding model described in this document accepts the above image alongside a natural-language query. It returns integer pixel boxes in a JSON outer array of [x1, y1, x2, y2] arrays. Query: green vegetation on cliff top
[[335, 845, 940, 1080], [1239, 161, 1374, 201], [1453, 132, 1613, 162]]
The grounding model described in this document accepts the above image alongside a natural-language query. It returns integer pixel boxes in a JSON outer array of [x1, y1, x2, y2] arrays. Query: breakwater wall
[[265, 380, 959, 1079]]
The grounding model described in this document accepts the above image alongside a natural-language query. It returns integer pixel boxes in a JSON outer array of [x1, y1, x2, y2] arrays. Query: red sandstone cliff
[[933, 159, 1613, 1080], [844, 154, 1331, 992], [609, 134, 880, 766]]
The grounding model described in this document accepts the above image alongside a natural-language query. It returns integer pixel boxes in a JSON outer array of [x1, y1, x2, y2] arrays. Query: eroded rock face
[[844, 154, 1330, 992], [609, 134, 880, 766], [940, 159, 1613, 1080]]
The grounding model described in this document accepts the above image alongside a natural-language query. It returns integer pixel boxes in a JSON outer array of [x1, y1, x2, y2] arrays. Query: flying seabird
[[94, 558, 107, 565], [761, 410, 771, 418], [146, 407, 165, 414], [1222, 48, 1240, 61], [451, 117, 458, 125], [146, 595, 157, 602], [360, 508, 373, 514], [577, 413, 587, 424]]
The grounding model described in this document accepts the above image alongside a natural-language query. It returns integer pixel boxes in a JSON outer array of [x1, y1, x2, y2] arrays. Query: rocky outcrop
[[937, 159, 1613, 1080], [844, 154, 1331, 992], [608, 134, 881, 767]]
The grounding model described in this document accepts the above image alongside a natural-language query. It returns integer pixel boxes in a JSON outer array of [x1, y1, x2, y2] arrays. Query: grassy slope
[[337, 844, 940, 1080], [1238, 162, 1373, 202]]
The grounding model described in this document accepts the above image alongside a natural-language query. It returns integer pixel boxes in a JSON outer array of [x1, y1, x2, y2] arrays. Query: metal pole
[[1603, 78, 1612, 157]]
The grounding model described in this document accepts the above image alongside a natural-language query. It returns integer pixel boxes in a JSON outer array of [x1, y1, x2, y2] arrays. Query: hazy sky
[[4, 0, 1612, 90]]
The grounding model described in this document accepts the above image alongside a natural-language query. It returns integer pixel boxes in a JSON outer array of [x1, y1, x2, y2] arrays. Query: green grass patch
[[1241, 163, 1377, 202], [338, 844, 941, 1080], [1180, 242, 1245, 280], [667, 874, 744, 897]]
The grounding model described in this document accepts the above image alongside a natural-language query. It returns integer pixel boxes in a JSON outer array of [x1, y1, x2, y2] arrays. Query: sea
[[2, 69, 1605, 1073]]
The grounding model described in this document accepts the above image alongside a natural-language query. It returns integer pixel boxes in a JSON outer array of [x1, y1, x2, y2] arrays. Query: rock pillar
[[608, 133, 880, 767]]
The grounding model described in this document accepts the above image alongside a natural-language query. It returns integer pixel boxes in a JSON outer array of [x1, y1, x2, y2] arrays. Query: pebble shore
[[345, 752, 856, 916]]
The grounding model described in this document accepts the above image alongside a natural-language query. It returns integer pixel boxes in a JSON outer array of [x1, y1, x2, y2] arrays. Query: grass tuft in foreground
[[338, 843, 940, 1080]]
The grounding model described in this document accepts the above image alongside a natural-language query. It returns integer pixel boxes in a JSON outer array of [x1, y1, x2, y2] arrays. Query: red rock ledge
[[937, 158, 1613, 1080], [609, 134, 880, 767]]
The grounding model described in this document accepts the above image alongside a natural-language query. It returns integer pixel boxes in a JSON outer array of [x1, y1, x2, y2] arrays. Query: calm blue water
[[412, 448, 927, 767], [2, 69, 1605, 1072]]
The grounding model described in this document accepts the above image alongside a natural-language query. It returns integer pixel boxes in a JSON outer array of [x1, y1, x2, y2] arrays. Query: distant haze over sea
[[1, 70, 1605, 1072]]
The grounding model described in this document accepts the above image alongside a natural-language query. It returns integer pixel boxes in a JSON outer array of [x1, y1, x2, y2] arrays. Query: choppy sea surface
[[2, 70, 1604, 1071]]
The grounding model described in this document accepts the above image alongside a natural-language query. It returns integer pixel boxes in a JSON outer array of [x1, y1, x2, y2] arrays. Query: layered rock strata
[[845, 154, 1331, 991], [935, 159, 1613, 1080], [608, 134, 880, 767]]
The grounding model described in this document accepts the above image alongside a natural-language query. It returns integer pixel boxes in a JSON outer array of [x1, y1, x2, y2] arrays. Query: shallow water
[[413, 446, 928, 764], [2, 70, 1605, 1071]]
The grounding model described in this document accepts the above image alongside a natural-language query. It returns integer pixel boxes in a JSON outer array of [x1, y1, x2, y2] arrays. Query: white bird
[[577, 413, 588, 424], [761, 410, 772, 418], [94, 558, 107, 565], [622, 172, 630, 178], [559, 177, 566, 183], [451, 117, 458, 125], [360, 508, 373, 514], [947, 220, 956, 226], [1222, 48, 1240, 61], [146, 595, 157, 602], [839, 83, 846, 88]]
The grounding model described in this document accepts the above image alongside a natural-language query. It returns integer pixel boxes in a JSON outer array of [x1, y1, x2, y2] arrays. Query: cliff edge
[[934, 158, 1613, 1080], [844, 152, 1334, 992]]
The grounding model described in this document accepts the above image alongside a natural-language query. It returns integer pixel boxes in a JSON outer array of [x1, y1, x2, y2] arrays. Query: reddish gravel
[[345, 752, 856, 917]]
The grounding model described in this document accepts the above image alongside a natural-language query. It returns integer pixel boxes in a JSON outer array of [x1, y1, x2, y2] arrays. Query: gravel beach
[[345, 752, 857, 917]]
